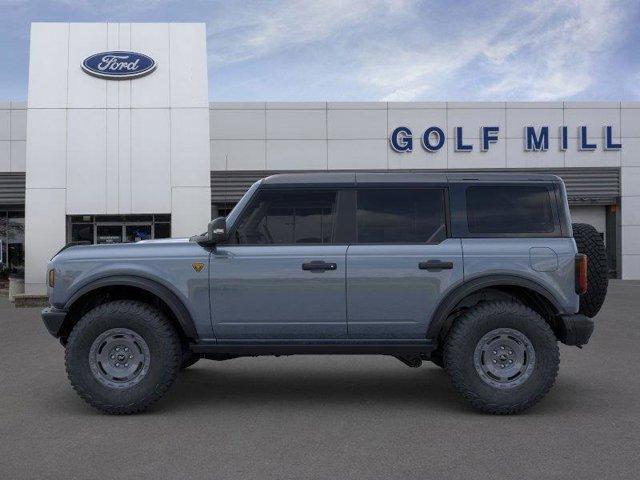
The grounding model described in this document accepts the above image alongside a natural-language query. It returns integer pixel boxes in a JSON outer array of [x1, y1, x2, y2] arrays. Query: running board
[[190, 340, 436, 356]]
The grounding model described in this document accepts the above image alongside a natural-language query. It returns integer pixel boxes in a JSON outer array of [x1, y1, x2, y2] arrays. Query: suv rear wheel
[[65, 300, 181, 414], [443, 301, 559, 414]]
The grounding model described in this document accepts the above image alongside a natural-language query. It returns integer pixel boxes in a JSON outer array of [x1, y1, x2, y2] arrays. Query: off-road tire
[[572, 222, 608, 317], [430, 349, 444, 368], [65, 300, 181, 414], [443, 301, 559, 414]]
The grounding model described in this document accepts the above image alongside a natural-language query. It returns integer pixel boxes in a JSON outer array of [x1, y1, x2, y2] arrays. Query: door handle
[[302, 261, 337, 272], [419, 260, 454, 271]]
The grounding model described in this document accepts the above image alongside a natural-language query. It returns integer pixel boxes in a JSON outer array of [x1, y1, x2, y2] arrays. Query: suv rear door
[[346, 186, 463, 339], [210, 188, 348, 340]]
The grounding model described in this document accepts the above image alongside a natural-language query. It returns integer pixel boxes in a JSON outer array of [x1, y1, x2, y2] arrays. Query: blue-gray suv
[[41, 173, 608, 414]]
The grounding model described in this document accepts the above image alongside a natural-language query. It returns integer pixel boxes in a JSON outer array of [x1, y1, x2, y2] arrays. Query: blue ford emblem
[[82, 51, 156, 80]]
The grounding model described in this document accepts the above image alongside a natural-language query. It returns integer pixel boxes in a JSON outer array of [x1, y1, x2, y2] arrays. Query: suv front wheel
[[65, 300, 181, 414], [443, 301, 559, 414]]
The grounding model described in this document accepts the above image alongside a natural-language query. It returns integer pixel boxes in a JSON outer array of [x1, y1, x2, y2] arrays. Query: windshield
[[224, 180, 262, 230]]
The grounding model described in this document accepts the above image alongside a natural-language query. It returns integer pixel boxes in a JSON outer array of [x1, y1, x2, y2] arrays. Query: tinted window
[[356, 189, 446, 243], [234, 189, 337, 244], [466, 186, 555, 234]]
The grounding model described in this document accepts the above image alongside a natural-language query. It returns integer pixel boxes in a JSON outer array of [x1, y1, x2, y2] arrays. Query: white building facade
[[0, 22, 639, 294]]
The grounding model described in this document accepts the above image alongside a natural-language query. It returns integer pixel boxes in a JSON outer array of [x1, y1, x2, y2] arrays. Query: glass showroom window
[[67, 215, 171, 245], [0, 210, 25, 278]]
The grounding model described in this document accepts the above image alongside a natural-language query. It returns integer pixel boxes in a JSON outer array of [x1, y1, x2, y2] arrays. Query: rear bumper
[[557, 313, 594, 346], [41, 307, 67, 338]]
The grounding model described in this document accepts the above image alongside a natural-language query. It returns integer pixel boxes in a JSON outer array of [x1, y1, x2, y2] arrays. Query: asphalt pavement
[[1, 280, 639, 479]]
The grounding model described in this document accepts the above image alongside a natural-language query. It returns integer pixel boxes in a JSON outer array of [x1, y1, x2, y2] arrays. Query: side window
[[466, 186, 555, 234], [233, 189, 337, 245], [356, 189, 447, 243]]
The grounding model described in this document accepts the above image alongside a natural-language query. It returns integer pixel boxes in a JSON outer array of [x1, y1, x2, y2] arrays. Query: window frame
[[353, 186, 450, 245], [450, 183, 563, 238], [224, 187, 344, 246]]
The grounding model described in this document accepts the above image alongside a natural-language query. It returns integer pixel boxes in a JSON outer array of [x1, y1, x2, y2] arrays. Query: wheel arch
[[426, 274, 563, 341], [60, 275, 198, 342]]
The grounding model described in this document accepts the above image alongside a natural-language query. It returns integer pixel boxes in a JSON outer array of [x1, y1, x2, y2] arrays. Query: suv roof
[[262, 172, 563, 187]]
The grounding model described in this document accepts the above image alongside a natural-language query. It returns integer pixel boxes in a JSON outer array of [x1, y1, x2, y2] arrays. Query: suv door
[[210, 188, 348, 340], [346, 188, 463, 339]]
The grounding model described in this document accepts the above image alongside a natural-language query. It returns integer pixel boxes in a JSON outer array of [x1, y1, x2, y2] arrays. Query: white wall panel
[[25, 188, 66, 294], [447, 108, 506, 140], [169, 23, 208, 108], [447, 138, 506, 169], [387, 108, 447, 140], [622, 138, 640, 166], [266, 109, 326, 139], [327, 109, 386, 139], [171, 186, 211, 237], [130, 108, 171, 212], [388, 148, 435, 170], [67, 23, 108, 109], [10, 109, 27, 140], [621, 108, 640, 138], [105, 108, 119, 213], [0, 110, 9, 140], [328, 140, 387, 170], [171, 108, 210, 187], [117, 109, 132, 213], [117, 23, 132, 109], [106, 23, 119, 108], [506, 109, 563, 138], [622, 167, 640, 196], [131, 23, 170, 108], [506, 138, 565, 168], [564, 141, 620, 168], [0, 141, 9, 171], [266, 140, 327, 170], [11, 141, 26, 172], [210, 109, 265, 139], [211, 139, 265, 170], [621, 196, 640, 226], [28, 23, 68, 108], [66, 109, 107, 214], [621, 226, 640, 255], [564, 107, 620, 138], [25, 109, 67, 189]]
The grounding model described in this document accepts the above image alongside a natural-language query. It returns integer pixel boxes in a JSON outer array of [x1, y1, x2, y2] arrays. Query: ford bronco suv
[[42, 173, 608, 415]]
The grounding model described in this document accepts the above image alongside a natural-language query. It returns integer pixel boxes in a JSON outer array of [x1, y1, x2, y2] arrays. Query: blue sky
[[1, 0, 639, 101]]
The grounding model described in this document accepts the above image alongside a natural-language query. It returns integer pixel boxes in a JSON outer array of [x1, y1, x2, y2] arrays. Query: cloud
[[360, 0, 628, 101], [207, 0, 633, 101], [207, 0, 411, 66]]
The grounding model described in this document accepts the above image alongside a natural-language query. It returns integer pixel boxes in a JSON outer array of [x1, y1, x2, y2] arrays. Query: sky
[[0, 0, 639, 102]]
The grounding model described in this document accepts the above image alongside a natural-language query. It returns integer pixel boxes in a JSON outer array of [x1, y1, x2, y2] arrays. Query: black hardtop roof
[[261, 171, 563, 187]]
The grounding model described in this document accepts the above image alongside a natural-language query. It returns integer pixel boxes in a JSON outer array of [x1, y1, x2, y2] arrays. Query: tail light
[[575, 254, 588, 295]]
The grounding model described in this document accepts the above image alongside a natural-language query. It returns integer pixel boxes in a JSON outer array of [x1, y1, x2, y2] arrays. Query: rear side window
[[233, 189, 337, 244], [466, 186, 555, 234], [356, 188, 446, 243]]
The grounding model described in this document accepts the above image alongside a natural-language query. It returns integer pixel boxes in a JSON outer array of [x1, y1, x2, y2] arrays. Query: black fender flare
[[426, 274, 563, 340], [63, 275, 198, 339]]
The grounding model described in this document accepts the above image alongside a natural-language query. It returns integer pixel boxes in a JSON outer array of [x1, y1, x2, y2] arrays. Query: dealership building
[[1, 22, 640, 294]]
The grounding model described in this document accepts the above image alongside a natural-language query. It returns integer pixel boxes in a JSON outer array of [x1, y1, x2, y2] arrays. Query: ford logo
[[82, 51, 156, 80]]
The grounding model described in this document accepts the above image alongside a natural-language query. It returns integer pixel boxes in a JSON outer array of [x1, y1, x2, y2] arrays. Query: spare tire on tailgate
[[572, 223, 608, 317]]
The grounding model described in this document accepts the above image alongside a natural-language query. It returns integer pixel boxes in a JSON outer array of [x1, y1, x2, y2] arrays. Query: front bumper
[[557, 313, 594, 346], [41, 307, 68, 338]]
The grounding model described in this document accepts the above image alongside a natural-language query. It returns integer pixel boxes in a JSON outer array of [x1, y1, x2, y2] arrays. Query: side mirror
[[207, 217, 227, 244]]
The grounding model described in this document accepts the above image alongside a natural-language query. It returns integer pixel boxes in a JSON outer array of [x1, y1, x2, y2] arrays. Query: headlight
[[48, 269, 56, 288]]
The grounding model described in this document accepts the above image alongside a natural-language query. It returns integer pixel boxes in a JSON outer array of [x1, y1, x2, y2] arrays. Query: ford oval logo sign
[[82, 51, 156, 80]]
